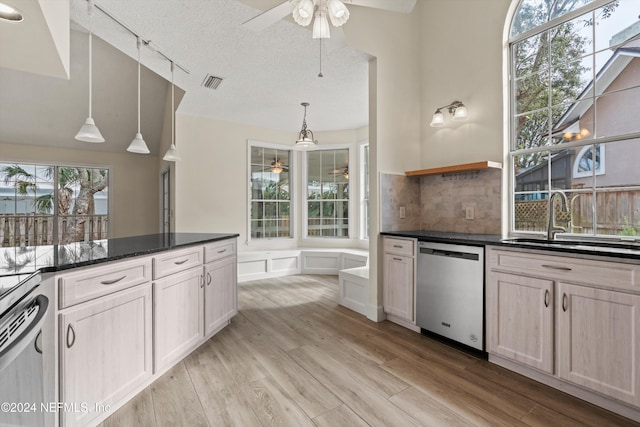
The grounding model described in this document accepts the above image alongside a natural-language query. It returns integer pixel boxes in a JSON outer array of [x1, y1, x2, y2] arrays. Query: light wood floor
[[100, 275, 638, 427]]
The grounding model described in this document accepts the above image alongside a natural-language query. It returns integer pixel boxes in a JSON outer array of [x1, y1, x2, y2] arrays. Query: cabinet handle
[[544, 289, 550, 308], [562, 293, 568, 312], [541, 264, 572, 271], [66, 324, 76, 348], [100, 275, 126, 285], [207, 272, 212, 286], [217, 249, 227, 254], [200, 275, 204, 288], [174, 258, 189, 265], [393, 245, 403, 248], [35, 331, 43, 354], [393, 257, 403, 261]]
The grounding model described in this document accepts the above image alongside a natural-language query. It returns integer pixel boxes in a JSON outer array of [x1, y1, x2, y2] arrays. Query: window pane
[[249, 143, 293, 239], [306, 148, 349, 238], [514, 110, 551, 150], [513, 32, 549, 79], [595, 87, 640, 137], [511, 0, 594, 38], [515, 70, 549, 115]]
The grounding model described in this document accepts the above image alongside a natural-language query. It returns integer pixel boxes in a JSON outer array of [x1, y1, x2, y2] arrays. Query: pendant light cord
[[171, 61, 175, 148], [136, 37, 142, 134], [318, 38, 323, 78], [88, 0, 94, 117]]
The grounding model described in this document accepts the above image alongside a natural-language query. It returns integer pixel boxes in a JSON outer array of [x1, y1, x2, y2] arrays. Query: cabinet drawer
[[383, 237, 415, 257], [153, 246, 203, 279], [204, 238, 236, 264], [58, 257, 152, 309], [488, 247, 640, 293]]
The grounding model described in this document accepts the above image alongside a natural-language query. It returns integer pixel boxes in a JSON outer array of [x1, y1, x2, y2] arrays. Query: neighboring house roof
[[553, 47, 640, 130]]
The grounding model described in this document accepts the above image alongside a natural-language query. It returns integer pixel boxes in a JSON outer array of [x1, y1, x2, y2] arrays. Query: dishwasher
[[416, 241, 484, 351]]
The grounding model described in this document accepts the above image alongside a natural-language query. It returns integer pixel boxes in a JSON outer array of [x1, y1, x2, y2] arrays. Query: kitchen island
[[1, 232, 238, 427]]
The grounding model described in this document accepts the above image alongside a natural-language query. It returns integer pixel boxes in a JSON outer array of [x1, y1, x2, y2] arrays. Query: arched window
[[508, 0, 640, 238]]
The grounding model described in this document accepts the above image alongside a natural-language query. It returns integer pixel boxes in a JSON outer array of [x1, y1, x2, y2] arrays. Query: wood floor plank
[[520, 404, 595, 427], [205, 327, 269, 384], [313, 404, 370, 427], [462, 358, 639, 427], [228, 330, 342, 418], [388, 386, 481, 427], [184, 341, 263, 427], [149, 362, 209, 427], [102, 387, 155, 427], [382, 356, 532, 426], [288, 344, 421, 427], [241, 375, 315, 427]]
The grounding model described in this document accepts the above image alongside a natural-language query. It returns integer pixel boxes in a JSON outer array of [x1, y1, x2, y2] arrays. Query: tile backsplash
[[380, 169, 502, 234]]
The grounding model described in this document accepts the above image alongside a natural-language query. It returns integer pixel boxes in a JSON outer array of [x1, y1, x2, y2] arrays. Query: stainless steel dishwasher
[[416, 241, 484, 351]]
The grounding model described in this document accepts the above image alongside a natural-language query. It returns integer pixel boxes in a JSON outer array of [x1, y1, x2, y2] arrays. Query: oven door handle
[[0, 294, 49, 375]]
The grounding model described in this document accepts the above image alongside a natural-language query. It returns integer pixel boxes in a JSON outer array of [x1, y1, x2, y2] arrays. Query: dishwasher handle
[[419, 247, 479, 261]]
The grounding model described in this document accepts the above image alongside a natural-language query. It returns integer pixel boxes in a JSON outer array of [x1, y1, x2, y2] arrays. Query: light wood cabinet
[[204, 255, 237, 337], [382, 237, 416, 322], [153, 266, 204, 372], [487, 246, 640, 414], [557, 282, 640, 407], [487, 271, 553, 373], [59, 284, 153, 427]]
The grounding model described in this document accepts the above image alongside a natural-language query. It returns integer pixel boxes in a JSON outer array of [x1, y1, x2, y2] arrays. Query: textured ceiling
[[69, 0, 372, 132]]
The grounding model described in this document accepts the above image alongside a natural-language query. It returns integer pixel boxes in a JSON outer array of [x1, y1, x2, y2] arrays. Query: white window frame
[[302, 144, 353, 240], [246, 140, 295, 243]]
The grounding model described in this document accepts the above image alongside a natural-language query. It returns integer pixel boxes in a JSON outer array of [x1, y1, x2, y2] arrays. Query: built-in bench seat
[[238, 248, 369, 282], [338, 266, 370, 316]]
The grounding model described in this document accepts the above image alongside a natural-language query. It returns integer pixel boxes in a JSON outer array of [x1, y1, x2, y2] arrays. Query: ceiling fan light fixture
[[312, 11, 330, 39], [327, 0, 349, 26], [293, 0, 314, 25]]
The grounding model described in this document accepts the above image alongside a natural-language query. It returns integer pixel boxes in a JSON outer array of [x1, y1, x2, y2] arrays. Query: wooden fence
[[515, 190, 640, 235], [0, 215, 108, 247]]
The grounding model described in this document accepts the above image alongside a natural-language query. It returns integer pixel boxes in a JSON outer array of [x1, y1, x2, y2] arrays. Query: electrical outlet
[[465, 206, 475, 220], [399, 206, 406, 219]]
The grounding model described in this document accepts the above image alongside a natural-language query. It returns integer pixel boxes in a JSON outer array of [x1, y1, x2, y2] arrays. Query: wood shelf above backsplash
[[405, 161, 502, 177]]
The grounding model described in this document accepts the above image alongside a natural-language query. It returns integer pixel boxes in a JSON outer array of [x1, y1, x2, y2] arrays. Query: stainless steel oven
[[0, 272, 50, 427]]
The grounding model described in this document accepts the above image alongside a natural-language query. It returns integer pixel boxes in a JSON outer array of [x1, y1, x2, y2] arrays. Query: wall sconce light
[[430, 100, 468, 127]]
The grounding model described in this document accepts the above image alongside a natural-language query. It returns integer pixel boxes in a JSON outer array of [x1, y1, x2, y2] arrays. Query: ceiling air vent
[[202, 74, 223, 90]]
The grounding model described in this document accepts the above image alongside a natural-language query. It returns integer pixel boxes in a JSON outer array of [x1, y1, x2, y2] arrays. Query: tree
[[512, 0, 619, 169], [0, 165, 108, 244]]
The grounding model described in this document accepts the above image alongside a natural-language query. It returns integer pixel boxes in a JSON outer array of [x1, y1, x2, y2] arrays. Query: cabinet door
[[204, 256, 237, 337], [487, 271, 554, 373], [383, 253, 414, 321], [59, 284, 152, 427], [153, 266, 204, 372], [557, 282, 640, 406]]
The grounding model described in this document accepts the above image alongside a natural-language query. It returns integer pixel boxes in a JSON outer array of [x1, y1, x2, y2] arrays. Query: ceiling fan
[[329, 167, 349, 179], [265, 159, 289, 174], [243, 0, 416, 40]]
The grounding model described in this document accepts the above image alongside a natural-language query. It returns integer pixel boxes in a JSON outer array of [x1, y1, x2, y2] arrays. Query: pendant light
[[127, 37, 150, 154], [163, 61, 180, 161], [294, 102, 319, 151], [75, 0, 104, 143]]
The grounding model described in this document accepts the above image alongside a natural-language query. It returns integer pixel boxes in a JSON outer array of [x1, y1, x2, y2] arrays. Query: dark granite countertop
[[0, 232, 239, 278], [381, 230, 502, 246], [381, 230, 640, 260]]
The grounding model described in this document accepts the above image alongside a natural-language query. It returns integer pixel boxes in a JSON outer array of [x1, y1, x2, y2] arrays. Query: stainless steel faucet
[[547, 190, 569, 240]]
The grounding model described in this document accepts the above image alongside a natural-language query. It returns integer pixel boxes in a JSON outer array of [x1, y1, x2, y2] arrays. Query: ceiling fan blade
[[324, 27, 348, 51], [347, 0, 416, 14], [243, 1, 294, 32]]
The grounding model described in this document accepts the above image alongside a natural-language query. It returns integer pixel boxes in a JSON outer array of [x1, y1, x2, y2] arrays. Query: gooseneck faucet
[[547, 190, 569, 240]]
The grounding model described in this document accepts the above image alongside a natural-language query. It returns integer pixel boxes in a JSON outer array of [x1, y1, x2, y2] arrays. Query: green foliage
[[619, 216, 639, 236], [512, 0, 619, 169]]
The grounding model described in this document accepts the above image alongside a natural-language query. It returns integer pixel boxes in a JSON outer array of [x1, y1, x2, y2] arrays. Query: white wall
[[0, 142, 160, 238], [420, 0, 511, 167]]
